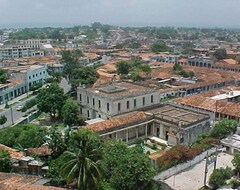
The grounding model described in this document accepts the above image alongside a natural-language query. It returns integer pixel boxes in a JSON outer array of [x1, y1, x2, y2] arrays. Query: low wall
[[154, 148, 216, 181]]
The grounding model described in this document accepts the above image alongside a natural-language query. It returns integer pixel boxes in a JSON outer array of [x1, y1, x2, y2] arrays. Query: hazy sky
[[0, 0, 239, 28]]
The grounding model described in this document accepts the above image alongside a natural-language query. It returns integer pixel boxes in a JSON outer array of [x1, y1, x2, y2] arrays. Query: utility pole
[[204, 152, 208, 186], [10, 106, 14, 125]]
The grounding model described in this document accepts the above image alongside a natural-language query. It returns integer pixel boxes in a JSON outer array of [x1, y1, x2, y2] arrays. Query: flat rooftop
[[144, 104, 209, 128], [86, 82, 158, 100]]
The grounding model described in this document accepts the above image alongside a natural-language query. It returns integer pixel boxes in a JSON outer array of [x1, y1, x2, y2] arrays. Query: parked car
[[16, 105, 24, 111]]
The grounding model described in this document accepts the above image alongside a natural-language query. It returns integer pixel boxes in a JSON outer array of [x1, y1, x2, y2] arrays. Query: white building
[[77, 82, 161, 119]]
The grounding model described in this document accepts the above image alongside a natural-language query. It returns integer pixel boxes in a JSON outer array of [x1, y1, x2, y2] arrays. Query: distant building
[[0, 65, 48, 104]]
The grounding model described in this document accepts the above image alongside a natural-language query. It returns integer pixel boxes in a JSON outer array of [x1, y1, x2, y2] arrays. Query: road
[[0, 96, 36, 128]]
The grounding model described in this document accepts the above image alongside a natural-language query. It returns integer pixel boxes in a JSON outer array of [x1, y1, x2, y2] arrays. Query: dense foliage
[[210, 119, 238, 139], [116, 60, 151, 81], [0, 124, 47, 149], [0, 150, 12, 172], [157, 137, 219, 172], [37, 84, 67, 119], [151, 42, 172, 53], [0, 115, 7, 127], [209, 167, 232, 189], [0, 69, 8, 84], [70, 67, 99, 89], [47, 129, 157, 190], [62, 98, 82, 126], [213, 48, 227, 60], [232, 153, 240, 174]]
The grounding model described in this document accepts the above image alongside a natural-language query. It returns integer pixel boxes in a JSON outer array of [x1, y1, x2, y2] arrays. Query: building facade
[[77, 82, 161, 119]]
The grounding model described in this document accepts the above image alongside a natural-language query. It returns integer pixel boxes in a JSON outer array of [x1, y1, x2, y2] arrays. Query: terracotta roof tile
[[86, 112, 148, 133], [0, 144, 24, 159]]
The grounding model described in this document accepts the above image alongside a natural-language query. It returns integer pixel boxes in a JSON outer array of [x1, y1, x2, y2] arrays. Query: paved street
[[0, 95, 36, 128], [163, 153, 233, 190]]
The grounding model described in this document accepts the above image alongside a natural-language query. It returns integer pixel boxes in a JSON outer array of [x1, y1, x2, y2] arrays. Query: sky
[[0, 0, 239, 28]]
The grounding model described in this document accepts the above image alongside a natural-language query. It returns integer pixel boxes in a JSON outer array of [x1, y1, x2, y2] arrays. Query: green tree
[[232, 153, 240, 174], [151, 42, 170, 53], [173, 63, 183, 71], [213, 48, 227, 60], [48, 125, 68, 159], [100, 141, 155, 190], [62, 50, 84, 78], [209, 167, 232, 189], [70, 67, 99, 89], [37, 84, 67, 119], [47, 156, 66, 186], [21, 98, 37, 112], [210, 119, 238, 139], [61, 129, 102, 190], [0, 115, 7, 127], [0, 150, 11, 172], [116, 61, 131, 75], [0, 124, 47, 149], [0, 69, 8, 84], [62, 99, 80, 127]]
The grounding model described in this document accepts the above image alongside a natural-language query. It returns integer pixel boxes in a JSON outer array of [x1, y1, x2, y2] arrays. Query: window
[[93, 98, 95, 106], [127, 101, 129, 109], [29, 76, 31, 79], [87, 110, 90, 118], [134, 99, 137, 108], [99, 115, 101, 118], [118, 103, 121, 111], [87, 97, 89, 103], [80, 108, 83, 114], [143, 97, 145, 106], [151, 95, 154, 103], [107, 103, 109, 111], [98, 100, 101, 108], [79, 94, 82, 101], [33, 74, 35, 78]]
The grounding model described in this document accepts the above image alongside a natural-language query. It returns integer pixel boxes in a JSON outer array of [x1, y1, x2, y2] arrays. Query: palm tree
[[60, 133, 102, 190]]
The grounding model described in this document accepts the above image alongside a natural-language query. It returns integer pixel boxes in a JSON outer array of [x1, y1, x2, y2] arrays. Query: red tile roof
[[86, 112, 149, 133], [0, 144, 24, 159]]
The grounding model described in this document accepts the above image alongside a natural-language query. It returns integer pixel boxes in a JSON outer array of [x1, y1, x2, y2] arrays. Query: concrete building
[[77, 82, 161, 119], [0, 65, 48, 104], [86, 103, 214, 146]]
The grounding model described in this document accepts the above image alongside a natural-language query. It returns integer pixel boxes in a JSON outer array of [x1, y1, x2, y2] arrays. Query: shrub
[[228, 178, 240, 189], [209, 167, 232, 189], [210, 119, 238, 139], [157, 137, 220, 172]]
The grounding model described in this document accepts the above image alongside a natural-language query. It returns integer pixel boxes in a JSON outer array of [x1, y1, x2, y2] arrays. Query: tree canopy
[[62, 50, 84, 78], [0, 115, 7, 127], [232, 153, 240, 174], [210, 119, 238, 139], [62, 98, 83, 126], [0, 69, 8, 84], [0, 124, 47, 149], [116, 60, 151, 81], [0, 150, 11, 172], [209, 167, 232, 189], [213, 48, 227, 60], [36, 84, 67, 119], [70, 67, 99, 89], [150, 42, 172, 53]]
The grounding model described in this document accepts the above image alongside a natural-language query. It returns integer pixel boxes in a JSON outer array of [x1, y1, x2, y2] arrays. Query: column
[[115, 132, 118, 140], [126, 130, 129, 143], [145, 124, 148, 137], [135, 127, 139, 138]]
